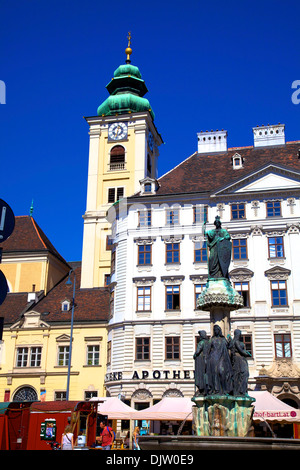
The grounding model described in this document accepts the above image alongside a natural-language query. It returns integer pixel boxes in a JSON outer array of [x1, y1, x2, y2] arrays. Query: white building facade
[[106, 124, 300, 410]]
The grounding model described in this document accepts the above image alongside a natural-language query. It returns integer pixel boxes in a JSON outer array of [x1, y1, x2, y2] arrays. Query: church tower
[[81, 34, 163, 288]]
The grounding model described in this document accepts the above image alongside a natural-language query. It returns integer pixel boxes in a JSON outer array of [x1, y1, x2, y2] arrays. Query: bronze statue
[[194, 330, 210, 396], [206, 325, 233, 395], [228, 329, 251, 396], [204, 216, 231, 279]]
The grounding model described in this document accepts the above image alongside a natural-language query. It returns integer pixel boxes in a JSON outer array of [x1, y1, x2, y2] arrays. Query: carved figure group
[[194, 325, 251, 397]]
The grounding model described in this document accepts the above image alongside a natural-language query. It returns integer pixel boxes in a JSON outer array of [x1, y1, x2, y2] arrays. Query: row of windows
[[5, 387, 99, 403], [136, 201, 284, 227], [133, 280, 288, 312], [109, 280, 289, 315], [108, 333, 293, 362], [132, 236, 285, 268], [15, 345, 100, 368]]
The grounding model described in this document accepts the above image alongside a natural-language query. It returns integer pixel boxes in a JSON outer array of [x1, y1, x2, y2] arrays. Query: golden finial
[[125, 31, 132, 63]]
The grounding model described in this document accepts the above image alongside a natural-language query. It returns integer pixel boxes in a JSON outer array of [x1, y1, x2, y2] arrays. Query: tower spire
[[29, 199, 34, 217], [125, 31, 132, 64]]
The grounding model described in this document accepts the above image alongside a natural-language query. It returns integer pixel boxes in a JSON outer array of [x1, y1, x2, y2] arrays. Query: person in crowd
[[99, 421, 115, 450], [133, 426, 140, 450], [123, 431, 130, 449], [61, 424, 74, 450]]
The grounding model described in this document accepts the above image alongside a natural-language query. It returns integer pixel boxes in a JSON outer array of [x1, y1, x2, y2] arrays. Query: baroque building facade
[[0, 218, 109, 402], [106, 123, 300, 410], [80, 38, 163, 289]]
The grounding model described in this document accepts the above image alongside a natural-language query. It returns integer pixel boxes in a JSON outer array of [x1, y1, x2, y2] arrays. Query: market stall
[[249, 390, 300, 438], [129, 397, 194, 436], [91, 397, 137, 449], [130, 397, 193, 421], [130, 393, 300, 438]]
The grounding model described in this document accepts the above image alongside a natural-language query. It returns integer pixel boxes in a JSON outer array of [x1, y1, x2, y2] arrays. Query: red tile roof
[[0, 265, 110, 325], [0, 216, 69, 267], [0, 292, 31, 324], [156, 141, 300, 196], [34, 266, 110, 323]]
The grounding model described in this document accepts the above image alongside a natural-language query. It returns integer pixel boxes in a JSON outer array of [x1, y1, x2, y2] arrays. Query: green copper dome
[[97, 93, 154, 120], [97, 59, 154, 120], [113, 64, 142, 79]]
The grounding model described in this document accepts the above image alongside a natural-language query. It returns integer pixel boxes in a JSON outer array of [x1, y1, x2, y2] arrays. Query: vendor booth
[[130, 393, 300, 438], [130, 398, 194, 436], [0, 400, 108, 450], [249, 391, 300, 438], [92, 397, 137, 449]]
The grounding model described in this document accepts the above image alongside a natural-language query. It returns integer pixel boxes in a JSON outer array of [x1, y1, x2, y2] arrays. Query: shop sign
[[254, 411, 297, 419], [40, 419, 57, 440], [105, 369, 195, 383]]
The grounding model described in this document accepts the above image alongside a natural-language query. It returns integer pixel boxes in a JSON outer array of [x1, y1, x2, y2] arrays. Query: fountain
[[192, 217, 254, 437]]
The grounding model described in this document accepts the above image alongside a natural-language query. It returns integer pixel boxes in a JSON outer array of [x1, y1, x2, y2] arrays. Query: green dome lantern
[[97, 33, 155, 120]]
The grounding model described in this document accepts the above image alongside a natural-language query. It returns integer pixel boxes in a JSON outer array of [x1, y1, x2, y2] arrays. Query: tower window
[[147, 154, 152, 176], [108, 187, 124, 203], [110, 146, 125, 170]]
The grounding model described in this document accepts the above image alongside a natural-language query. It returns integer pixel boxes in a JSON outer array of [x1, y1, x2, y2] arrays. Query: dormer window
[[144, 183, 152, 193], [140, 177, 159, 195], [232, 153, 243, 169], [62, 300, 71, 312]]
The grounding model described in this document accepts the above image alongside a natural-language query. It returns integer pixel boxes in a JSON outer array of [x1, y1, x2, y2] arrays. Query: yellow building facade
[[0, 265, 109, 402]]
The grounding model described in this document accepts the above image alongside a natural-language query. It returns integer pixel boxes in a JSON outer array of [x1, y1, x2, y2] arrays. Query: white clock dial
[[108, 122, 128, 141]]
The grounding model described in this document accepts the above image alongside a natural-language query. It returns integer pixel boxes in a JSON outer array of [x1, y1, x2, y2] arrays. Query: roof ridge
[[30, 217, 47, 250], [158, 151, 198, 180]]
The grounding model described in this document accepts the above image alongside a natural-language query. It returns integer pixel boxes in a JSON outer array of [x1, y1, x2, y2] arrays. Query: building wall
[[1, 254, 69, 295], [81, 113, 162, 288], [106, 191, 300, 406], [0, 320, 107, 402]]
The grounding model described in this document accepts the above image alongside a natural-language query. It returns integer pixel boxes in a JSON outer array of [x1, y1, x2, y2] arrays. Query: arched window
[[110, 145, 125, 170], [13, 386, 38, 402]]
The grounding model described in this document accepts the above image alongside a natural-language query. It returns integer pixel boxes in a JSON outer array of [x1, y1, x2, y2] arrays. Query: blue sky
[[1, 0, 299, 262]]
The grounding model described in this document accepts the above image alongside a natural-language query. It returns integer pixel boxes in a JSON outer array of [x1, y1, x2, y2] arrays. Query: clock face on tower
[[108, 122, 128, 141]]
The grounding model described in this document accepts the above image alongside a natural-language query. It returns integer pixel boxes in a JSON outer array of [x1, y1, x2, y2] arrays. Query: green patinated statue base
[[192, 395, 255, 437]]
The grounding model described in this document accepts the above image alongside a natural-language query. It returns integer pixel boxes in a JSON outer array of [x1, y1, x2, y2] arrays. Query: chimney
[[197, 129, 228, 154], [27, 292, 39, 303], [27, 284, 38, 303], [253, 123, 285, 147]]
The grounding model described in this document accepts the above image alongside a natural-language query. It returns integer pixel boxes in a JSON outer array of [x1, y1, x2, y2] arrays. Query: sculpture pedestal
[[197, 278, 244, 336], [192, 395, 255, 437]]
